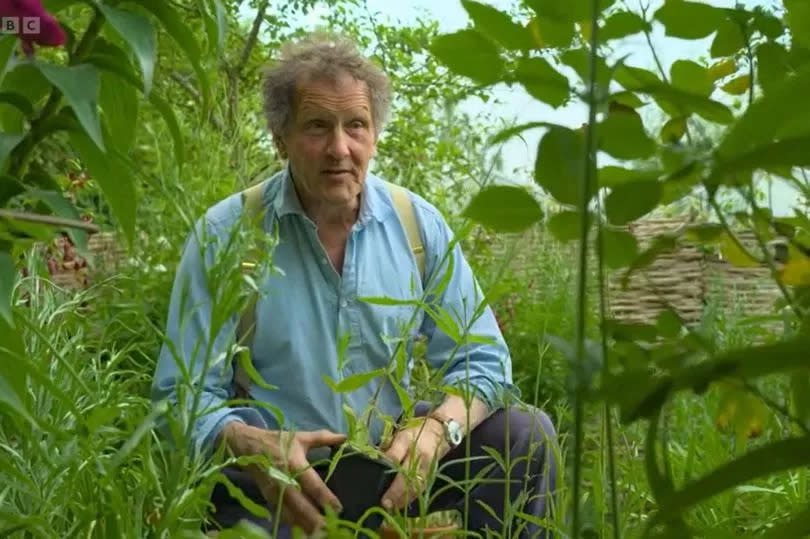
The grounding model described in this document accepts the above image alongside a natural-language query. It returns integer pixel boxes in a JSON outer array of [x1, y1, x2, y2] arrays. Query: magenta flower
[[0, 0, 66, 55]]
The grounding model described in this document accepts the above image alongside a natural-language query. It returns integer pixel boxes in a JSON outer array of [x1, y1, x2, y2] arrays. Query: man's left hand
[[380, 417, 448, 510]]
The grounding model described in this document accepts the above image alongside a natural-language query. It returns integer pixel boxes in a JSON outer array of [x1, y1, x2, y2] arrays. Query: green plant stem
[[0, 209, 100, 233], [595, 214, 621, 538], [639, 1, 667, 84], [573, 1, 601, 537]]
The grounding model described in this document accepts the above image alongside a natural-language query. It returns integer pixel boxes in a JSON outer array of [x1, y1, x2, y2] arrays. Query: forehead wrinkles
[[297, 91, 370, 114]]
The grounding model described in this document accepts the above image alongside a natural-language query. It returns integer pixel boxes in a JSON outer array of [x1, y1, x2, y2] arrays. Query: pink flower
[[0, 0, 66, 55]]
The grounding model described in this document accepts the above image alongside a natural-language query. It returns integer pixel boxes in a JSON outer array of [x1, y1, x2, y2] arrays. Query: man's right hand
[[220, 422, 346, 534]]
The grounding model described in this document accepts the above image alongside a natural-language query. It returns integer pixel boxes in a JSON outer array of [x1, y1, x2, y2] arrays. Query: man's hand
[[220, 422, 346, 534], [380, 417, 448, 511]]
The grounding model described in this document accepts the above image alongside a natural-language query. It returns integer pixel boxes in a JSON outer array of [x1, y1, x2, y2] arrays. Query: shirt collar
[[271, 163, 394, 224]]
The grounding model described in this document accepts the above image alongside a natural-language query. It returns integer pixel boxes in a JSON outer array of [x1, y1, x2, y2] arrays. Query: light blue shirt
[[151, 166, 518, 454]]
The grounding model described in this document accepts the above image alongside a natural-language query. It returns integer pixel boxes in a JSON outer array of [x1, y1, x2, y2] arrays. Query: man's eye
[[349, 120, 366, 129]]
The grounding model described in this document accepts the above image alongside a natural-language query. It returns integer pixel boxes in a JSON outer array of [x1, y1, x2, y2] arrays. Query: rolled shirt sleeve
[[416, 199, 521, 411], [151, 213, 268, 455]]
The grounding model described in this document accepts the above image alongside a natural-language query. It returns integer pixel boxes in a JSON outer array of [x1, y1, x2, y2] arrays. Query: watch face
[[448, 420, 463, 446]]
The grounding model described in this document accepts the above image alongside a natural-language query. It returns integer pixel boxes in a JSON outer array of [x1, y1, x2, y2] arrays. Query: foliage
[[429, 0, 810, 537], [3, 0, 810, 538]]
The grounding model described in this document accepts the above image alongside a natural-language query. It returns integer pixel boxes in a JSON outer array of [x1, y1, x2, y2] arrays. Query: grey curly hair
[[261, 32, 392, 139]]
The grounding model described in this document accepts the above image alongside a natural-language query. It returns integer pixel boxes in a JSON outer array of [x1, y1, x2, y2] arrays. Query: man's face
[[280, 74, 376, 209]]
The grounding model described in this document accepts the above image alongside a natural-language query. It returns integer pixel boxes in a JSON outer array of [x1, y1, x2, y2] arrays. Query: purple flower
[[0, 0, 66, 55]]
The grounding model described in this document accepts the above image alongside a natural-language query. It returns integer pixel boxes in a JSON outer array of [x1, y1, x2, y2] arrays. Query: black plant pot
[[314, 443, 396, 530]]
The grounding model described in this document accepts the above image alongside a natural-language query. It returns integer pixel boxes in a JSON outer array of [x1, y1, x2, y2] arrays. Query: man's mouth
[[323, 169, 352, 176]]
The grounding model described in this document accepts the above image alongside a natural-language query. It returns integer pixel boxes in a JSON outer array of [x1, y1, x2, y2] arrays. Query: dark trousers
[[207, 403, 557, 538]]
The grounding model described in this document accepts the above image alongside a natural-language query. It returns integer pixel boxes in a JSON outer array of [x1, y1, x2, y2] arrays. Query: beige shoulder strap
[[384, 181, 425, 280], [234, 180, 269, 397]]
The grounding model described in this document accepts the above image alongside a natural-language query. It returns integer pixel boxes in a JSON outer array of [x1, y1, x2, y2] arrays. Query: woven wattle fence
[[46, 218, 782, 326]]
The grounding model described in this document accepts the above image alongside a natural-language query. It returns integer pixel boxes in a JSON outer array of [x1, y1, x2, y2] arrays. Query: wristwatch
[[427, 411, 464, 449]]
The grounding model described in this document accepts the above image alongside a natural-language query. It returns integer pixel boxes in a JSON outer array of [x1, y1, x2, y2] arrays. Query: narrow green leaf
[[430, 29, 504, 85], [463, 185, 543, 233], [357, 296, 419, 306], [600, 11, 650, 41], [390, 375, 413, 412], [97, 3, 156, 95], [236, 348, 278, 391], [654, 1, 727, 39], [69, 131, 136, 246], [0, 133, 23, 168], [215, 472, 271, 519], [515, 56, 569, 108], [652, 436, 810, 525], [99, 71, 139, 152], [599, 107, 655, 160], [201, 0, 227, 54], [0, 250, 14, 326], [138, 0, 210, 111], [425, 304, 463, 344], [670, 60, 712, 97], [534, 126, 586, 206], [547, 211, 581, 242], [605, 181, 661, 225], [36, 63, 104, 151], [711, 18, 745, 58], [462, 0, 534, 50], [602, 228, 638, 269], [0, 316, 33, 425], [327, 369, 385, 393]]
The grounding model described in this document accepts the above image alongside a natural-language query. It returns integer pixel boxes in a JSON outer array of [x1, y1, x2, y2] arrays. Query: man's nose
[[326, 128, 350, 159]]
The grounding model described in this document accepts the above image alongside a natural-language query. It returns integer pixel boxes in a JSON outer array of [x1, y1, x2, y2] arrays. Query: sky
[[294, 0, 798, 215]]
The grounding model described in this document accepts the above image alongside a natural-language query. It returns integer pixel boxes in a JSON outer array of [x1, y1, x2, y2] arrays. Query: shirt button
[[320, 257, 327, 265], [340, 299, 348, 308]]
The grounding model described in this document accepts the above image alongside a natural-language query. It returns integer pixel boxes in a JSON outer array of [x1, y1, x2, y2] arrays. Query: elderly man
[[152, 33, 557, 538]]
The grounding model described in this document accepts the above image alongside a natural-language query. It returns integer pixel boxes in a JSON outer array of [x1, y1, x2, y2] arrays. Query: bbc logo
[[1, 17, 41, 35]]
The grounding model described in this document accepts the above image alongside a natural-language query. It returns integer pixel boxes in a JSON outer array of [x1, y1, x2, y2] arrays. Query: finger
[[381, 471, 407, 511], [297, 466, 342, 514], [281, 485, 326, 534], [299, 429, 346, 449], [382, 431, 411, 467]]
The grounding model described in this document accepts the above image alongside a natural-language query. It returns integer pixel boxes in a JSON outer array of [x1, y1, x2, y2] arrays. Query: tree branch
[[236, 0, 270, 76], [0, 210, 100, 233]]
